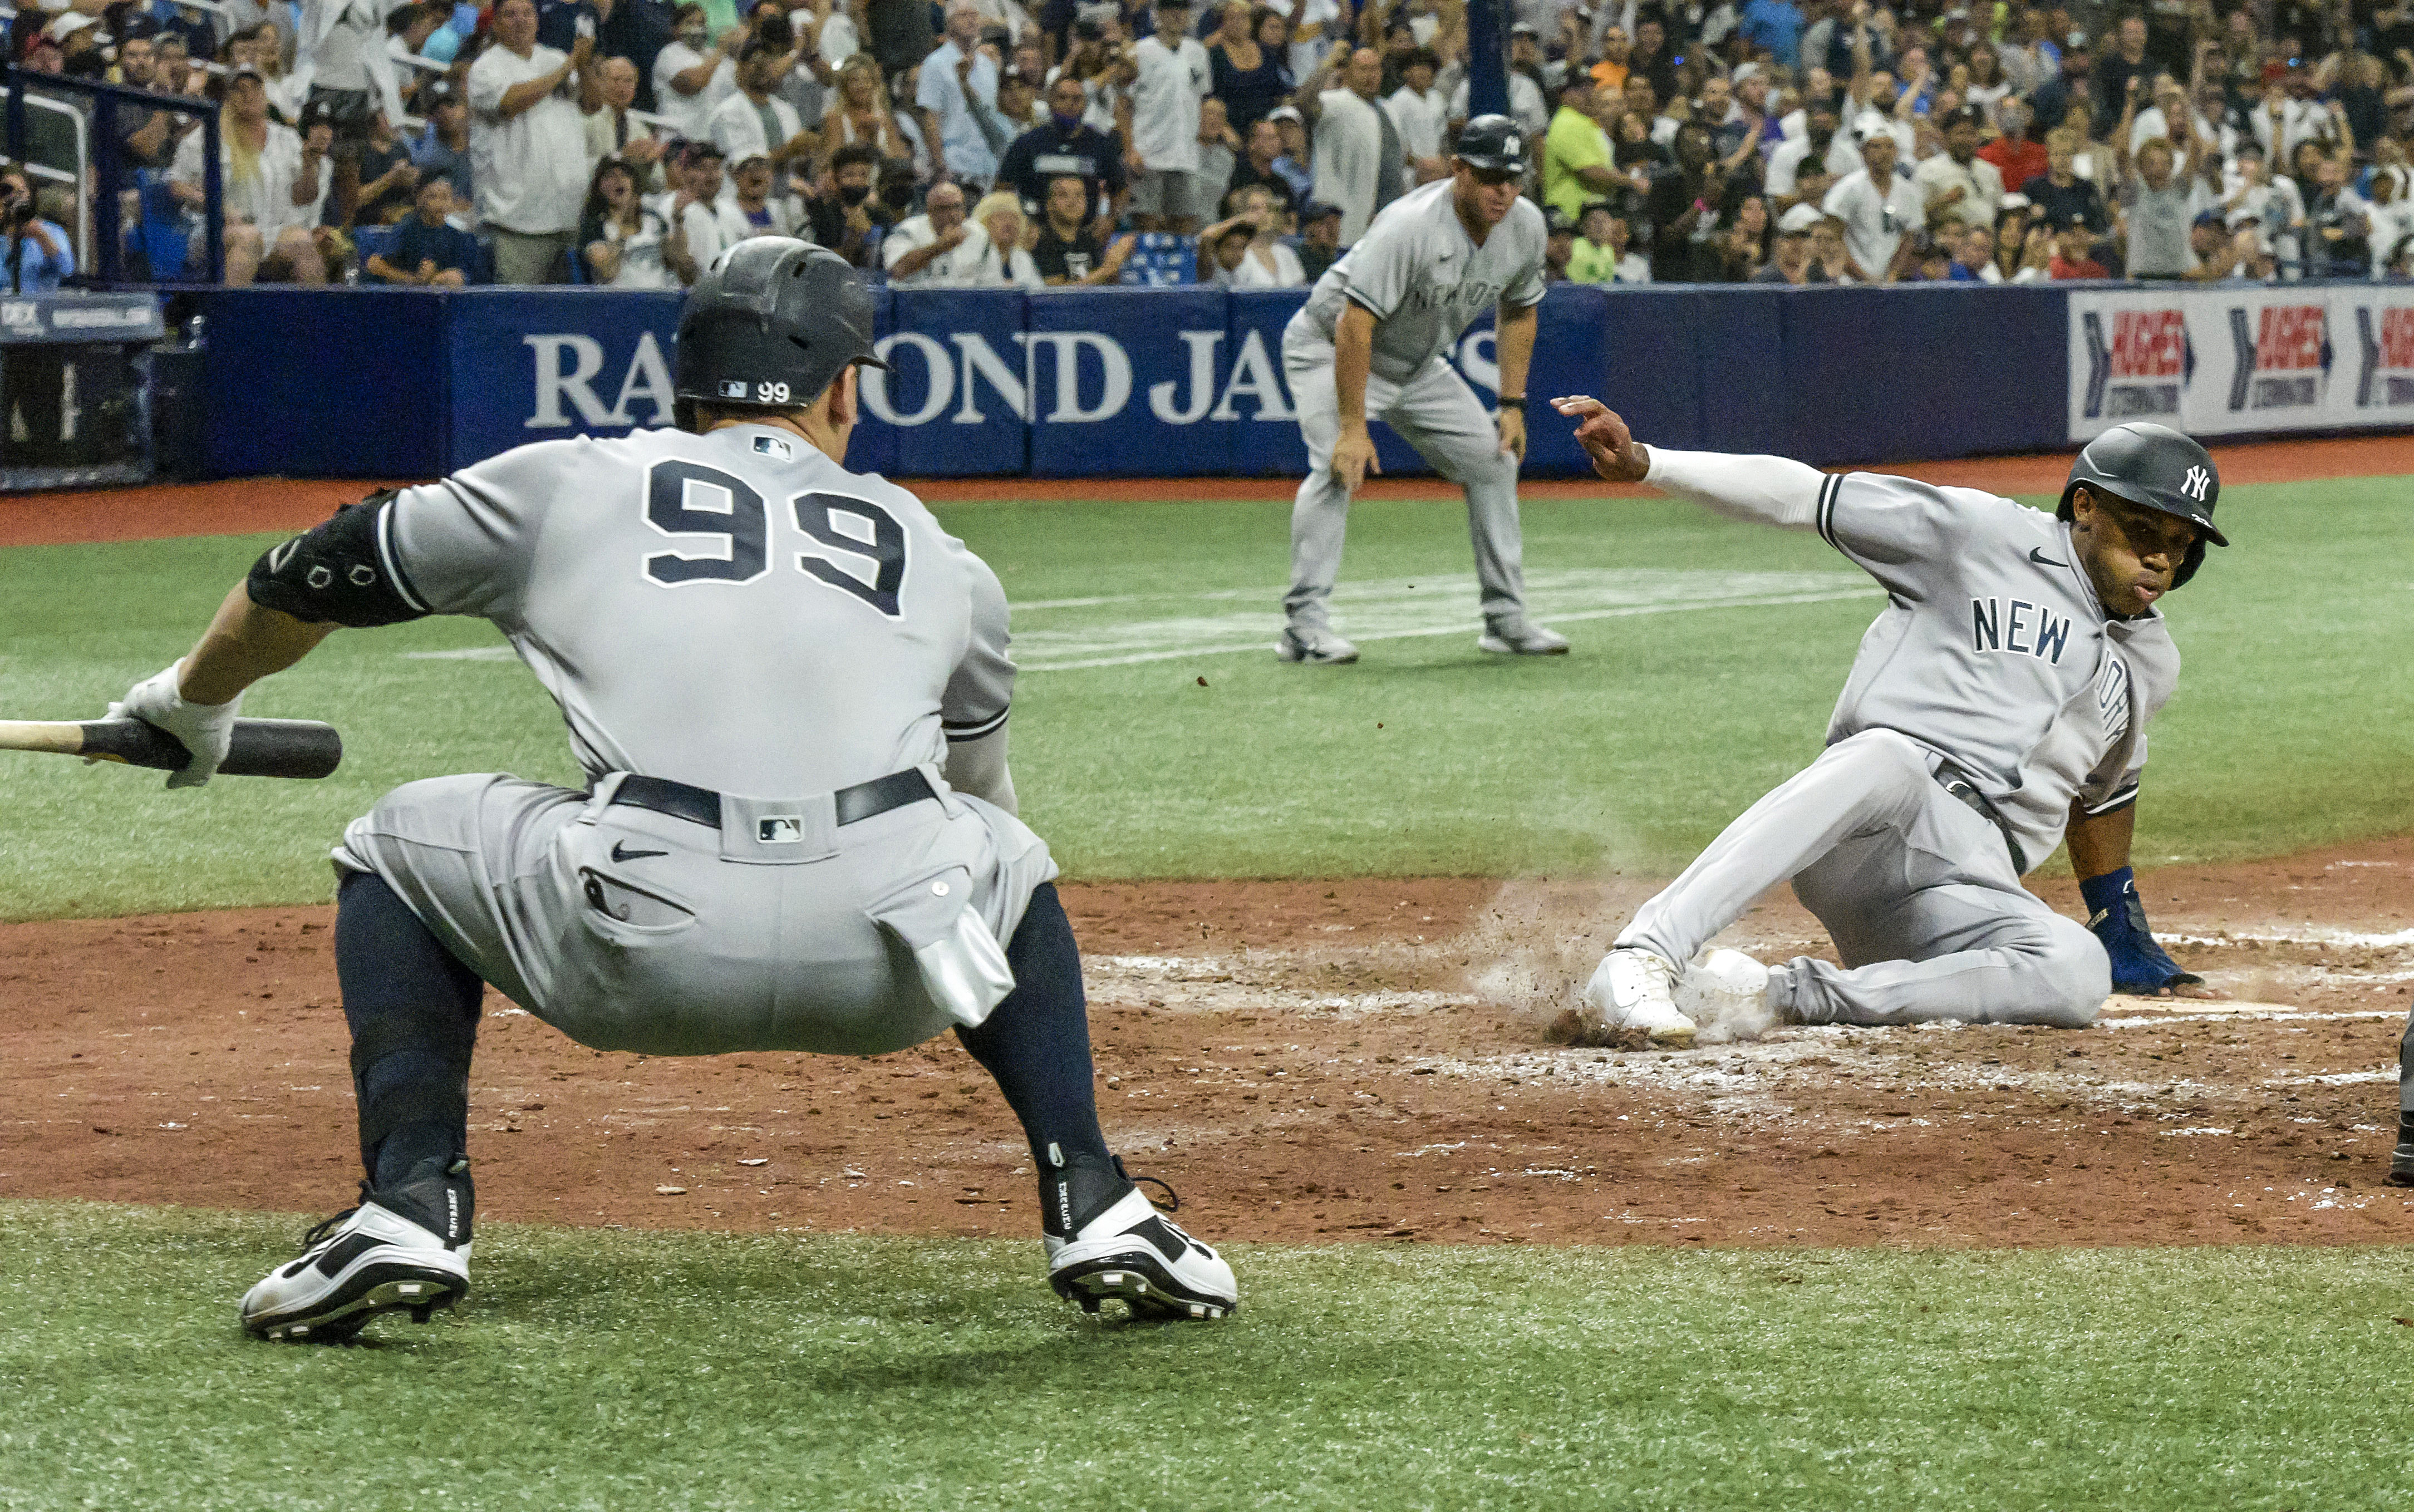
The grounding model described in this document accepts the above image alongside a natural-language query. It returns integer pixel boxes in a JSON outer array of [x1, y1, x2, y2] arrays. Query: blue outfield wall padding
[[872, 290, 1029, 476], [1030, 286, 1236, 476], [451, 287, 682, 474], [196, 287, 450, 478], [196, 282, 2097, 482], [1776, 283, 2069, 465]]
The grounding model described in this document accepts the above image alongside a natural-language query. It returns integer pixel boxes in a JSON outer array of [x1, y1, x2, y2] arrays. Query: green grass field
[[4, 472, 2412, 1510], [0, 475, 2408, 919], [7, 1200, 2414, 1512]]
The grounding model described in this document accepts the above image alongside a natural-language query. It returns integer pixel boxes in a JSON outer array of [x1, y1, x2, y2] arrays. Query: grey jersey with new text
[[373, 423, 1015, 795], [1291, 179, 1548, 383], [1813, 471, 2179, 866]]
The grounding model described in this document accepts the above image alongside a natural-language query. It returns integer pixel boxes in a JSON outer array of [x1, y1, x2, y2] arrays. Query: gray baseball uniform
[[1282, 179, 1549, 632], [1616, 451, 2172, 1026], [332, 422, 1057, 1057]]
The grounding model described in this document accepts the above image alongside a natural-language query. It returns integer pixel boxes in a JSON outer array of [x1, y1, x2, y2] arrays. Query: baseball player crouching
[[1553, 400, 2224, 1046], [107, 240, 1236, 1341], [1277, 114, 1568, 664]]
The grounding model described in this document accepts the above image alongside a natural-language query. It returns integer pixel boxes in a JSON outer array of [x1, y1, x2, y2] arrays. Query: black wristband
[[1496, 396, 1526, 410]]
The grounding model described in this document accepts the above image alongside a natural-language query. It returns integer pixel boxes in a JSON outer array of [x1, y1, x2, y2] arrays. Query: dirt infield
[[4, 840, 2408, 1249], [8, 432, 2414, 548]]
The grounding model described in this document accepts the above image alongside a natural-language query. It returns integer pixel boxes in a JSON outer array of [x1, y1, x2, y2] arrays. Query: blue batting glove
[[2079, 866, 2202, 993]]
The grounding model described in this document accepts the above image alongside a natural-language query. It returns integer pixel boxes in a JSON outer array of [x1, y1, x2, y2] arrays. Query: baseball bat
[[0, 718, 344, 779]]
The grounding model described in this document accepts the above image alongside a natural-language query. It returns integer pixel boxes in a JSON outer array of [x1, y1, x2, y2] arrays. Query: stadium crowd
[[8, 0, 2414, 288]]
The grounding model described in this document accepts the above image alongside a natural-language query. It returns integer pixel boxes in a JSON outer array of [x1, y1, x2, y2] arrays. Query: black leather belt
[[611, 769, 936, 829], [1936, 774, 2029, 876]]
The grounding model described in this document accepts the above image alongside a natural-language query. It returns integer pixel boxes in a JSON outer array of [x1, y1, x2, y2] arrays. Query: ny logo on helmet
[[2180, 465, 2211, 501]]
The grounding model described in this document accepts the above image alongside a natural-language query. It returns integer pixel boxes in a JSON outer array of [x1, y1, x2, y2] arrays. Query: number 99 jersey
[[376, 422, 1014, 795]]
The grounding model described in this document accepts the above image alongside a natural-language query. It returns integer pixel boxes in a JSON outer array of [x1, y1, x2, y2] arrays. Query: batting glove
[[112, 662, 242, 789], [2079, 866, 2202, 993]]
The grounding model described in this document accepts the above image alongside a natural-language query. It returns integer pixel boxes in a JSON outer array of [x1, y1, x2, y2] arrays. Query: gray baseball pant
[[332, 767, 1059, 1057], [1281, 333, 1530, 633], [1615, 730, 2112, 1027]]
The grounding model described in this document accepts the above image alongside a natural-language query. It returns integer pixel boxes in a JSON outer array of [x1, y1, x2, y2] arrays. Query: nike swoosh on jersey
[[610, 843, 670, 862], [2028, 547, 2069, 568]]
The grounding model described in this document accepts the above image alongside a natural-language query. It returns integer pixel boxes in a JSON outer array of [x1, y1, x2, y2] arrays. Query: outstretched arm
[[1550, 395, 1823, 527]]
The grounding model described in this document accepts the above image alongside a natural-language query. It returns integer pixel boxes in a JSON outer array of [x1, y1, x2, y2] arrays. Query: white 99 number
[[756, 381, 790, 403]]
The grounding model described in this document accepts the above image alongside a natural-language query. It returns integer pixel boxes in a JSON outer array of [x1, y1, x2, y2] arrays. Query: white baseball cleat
[[1676, 948, 1777, 1041], [242, 1161, 473, 1343], [1581, 948, 1697, 1047], [1276, 626, 1360, 664], [1044, 1155, 1236, 1321], [1476, 620, 1570, 656]]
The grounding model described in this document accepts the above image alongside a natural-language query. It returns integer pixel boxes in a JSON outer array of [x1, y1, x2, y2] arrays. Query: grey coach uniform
[[335, 425, 1056, 1057], [1618, 459, 2174, 1027], [1282, 177, 1548, 634]]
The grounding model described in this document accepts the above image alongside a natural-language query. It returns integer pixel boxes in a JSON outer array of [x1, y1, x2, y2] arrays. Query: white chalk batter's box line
[[399, 568, 1880, 672]]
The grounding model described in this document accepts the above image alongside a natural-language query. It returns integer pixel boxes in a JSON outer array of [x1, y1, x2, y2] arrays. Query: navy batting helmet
[[2057, 421, 2228, 589], [1454, 114, 1530, 175], [675, 238, 886, 421]]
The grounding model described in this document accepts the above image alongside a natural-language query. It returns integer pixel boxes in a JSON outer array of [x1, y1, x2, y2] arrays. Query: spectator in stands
[[1226, 116, 1301, 215], [2223, 145, 2305, 273], [581, 154, 692, 285], [1806, 211, 1855, 282], [1199, 216, 1253, 283], [1568, 201, 1648, 283], [1719, 195, 1773, 280], [1384, 47, 1447, 182], [1, 162, 75, 294], [1648, 121, 1742, 281], [863, 0, 937, 81], [1189, 96, 1241, 216], [1296, 196, 1343, 278], [2364, 167, 2414, 275], [1738, 0, 1806, 70], [302, 0, 409, 143], [335, 106, 424, 226], [2120, 134, 2204, 279], [652, 3, 742, 144], [2305, 154, 2371, 277], [995, 74, 1127, 225], [469, 0, 593, 283], [710, 40, 817, 170], [366, 174, 478, 282], [2020, 127, 2108, 235], [1821, 122, 1919, 281], [586, 56, 669, 192], [1207, 1, 1293, 134], [153, 33, 198, 97], [2093, 17, 2157, 135], [823, 55, 920, 191], [804, 144, 887, 266], [1542, 209, 1575, 282], [1125, 0, 1213, 233], [1765, 95, 1859, 211], [1979, 97, 2048, 190], [411, 83, 476, 211], [1033, 172, 1138, 283], [960, 189, 1045, 285], [920, 1, 1006, 188], [1541, 78, 1613, 225], [2042, 216, 2107, 279], [726, 152, 805, 235], [884, 178, 993, 282], [109, 34, 188, 170], [1202, 181, 1305, 285], [1294, 45, 1398, 242], [1914, 105, 2002, 230], [1752, 201, 1826, 283], [600, 0, 679, 112], [169, 69, 329, 287], [667, 140, 749, 266], [1265, 105, 1315, 199]]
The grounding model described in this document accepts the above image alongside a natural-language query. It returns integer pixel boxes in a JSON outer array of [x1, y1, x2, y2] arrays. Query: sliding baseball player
[[1553, 400, 2226, 1046], [1277, 114, 1567, 664]]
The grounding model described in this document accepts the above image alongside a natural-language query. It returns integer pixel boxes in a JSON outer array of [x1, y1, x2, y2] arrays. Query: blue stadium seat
[[1118, 232, 1196, 286]]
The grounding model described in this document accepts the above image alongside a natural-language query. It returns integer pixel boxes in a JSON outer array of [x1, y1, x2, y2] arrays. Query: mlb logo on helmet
[[758, 816, 804, 844], [719, 380, 750, 399]]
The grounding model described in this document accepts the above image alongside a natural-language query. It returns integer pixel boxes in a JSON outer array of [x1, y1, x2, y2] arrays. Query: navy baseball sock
[[956, 883, 1114, 1188], [335, 871, 485, 1207]]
